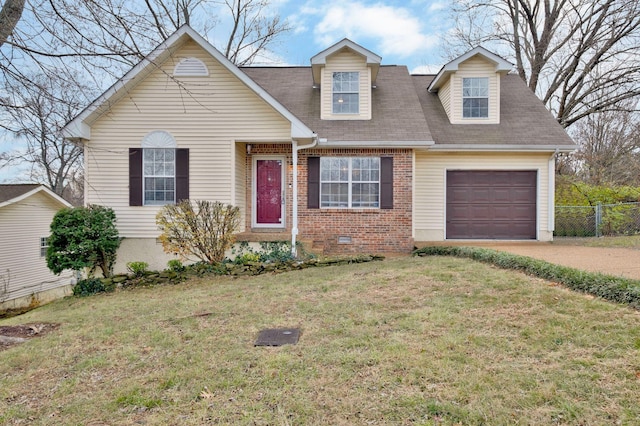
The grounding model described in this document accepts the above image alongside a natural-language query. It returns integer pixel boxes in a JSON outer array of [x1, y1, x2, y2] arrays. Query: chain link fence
[[555, 202, 640, 237]]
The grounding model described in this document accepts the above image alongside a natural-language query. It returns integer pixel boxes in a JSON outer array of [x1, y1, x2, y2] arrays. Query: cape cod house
[[63, 26, 576, 272]]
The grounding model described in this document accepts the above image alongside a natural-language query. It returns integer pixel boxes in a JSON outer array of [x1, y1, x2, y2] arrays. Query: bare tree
[[571, 108, 640, 185], [0, 71, 87, 198], [449, 0, 640, 128], [221, 0, 291, 65], [0, 0, 291, 193]]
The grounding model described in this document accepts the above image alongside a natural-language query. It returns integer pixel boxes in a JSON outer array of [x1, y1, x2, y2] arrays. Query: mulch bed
[[0, 323, 60, 351]]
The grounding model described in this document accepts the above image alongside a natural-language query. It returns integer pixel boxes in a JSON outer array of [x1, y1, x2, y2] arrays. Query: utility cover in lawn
[[254, 328, 300, 346]]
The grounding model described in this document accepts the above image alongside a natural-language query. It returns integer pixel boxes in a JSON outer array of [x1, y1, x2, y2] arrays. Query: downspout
[[549, 148, 558, 237], [291, 136, 318, 257]]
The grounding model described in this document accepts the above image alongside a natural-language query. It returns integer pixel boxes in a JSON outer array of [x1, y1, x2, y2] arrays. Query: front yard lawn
[[1, 256, 639, 425]]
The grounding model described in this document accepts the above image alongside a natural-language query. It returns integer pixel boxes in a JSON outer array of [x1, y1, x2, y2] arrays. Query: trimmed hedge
[[76, 254, 386, 296], [413, 246, 640, 309]]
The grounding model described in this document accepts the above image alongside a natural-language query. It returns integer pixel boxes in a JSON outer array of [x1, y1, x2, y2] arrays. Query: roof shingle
[[242, 65, 433, 143]]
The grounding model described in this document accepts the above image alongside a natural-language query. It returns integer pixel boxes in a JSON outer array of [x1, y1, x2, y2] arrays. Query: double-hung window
[[332, 72, 359, 114], [462, 77, 489, 118], [143, 148, 175, 205], [40, 237, 49, 257], [129, 131, 188, 207], [320, 157, 379, 208]]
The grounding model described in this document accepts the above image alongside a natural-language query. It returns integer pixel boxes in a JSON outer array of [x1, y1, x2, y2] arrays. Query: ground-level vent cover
[[254, 328, 300, 346]]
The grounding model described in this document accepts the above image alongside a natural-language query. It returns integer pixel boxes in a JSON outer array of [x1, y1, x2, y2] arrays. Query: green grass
[[1, 257, 639, 425]]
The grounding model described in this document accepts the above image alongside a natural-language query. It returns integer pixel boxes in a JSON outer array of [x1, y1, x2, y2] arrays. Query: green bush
[[235, 252, 261, 265], [126, 261, 149, 277], [47, 205, 121, 278], [413, 246, 640, 309], [73, 278, 114, 297], [167, 259, 185, 273], [231, 241, 310, 264]]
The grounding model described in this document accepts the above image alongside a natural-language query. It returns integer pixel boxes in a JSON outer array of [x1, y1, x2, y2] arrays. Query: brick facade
[[246, 145, 413, 254]]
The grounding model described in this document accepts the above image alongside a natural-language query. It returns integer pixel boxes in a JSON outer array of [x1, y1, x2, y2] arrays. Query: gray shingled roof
[[242, 64, 575, 150], [242, 65, 433, 143], [413, 74, 576, 149], [0, 184, 41, 204]]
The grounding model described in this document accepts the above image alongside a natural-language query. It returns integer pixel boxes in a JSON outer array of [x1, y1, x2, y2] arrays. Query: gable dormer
[[428, 47, 512, 125], [311, 39, 381, 121]]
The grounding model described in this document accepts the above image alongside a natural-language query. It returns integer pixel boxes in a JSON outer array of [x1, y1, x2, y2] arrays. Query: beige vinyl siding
[[0, 192, 73, 303], [413, 152, 552, 241], [438, 76, 452, 121], [320, 51, 371, 120], [449, 56, 500, 124], [85, 40, 291, 238]]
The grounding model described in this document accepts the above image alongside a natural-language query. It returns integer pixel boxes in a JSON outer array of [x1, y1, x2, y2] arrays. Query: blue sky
[[1, 0, 455, 184], [213, 0, 454, 73]]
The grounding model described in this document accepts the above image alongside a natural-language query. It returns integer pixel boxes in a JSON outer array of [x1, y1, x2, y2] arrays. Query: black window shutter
[[307, 156, 320, 209], [175, 148, 189, 202], [380, 156, 393, 209], [129, 148, 143, 206]]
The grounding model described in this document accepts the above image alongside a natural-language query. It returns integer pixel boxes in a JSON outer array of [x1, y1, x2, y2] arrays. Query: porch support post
[[291, 137, 317, 257]]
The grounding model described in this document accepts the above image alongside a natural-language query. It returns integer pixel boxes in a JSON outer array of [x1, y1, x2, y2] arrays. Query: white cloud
[[428, 1, 448, 13], [306, 1, 438, 59], [410, 64, 441, 75]]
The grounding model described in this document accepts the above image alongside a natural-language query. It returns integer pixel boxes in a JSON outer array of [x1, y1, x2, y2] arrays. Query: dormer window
[[332, 72, 359, 114], [462, 77, 489, 118]]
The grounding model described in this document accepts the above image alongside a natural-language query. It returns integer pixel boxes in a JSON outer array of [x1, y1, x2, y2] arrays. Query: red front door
[[256, 159, 283, 225]]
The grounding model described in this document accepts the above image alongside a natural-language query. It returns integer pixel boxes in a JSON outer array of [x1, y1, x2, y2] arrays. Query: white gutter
[[291, 136, 318, 256], [317, 140, 434, 148], [428, 144, 577, 152]]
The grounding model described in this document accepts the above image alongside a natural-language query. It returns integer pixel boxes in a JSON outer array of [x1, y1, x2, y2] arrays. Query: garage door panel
[[446, 171, 537, 240], [447, 187, 473, 202], [511, 187, 536, 203], [492, 188, 513, 203], [511, 205, 536, 220]]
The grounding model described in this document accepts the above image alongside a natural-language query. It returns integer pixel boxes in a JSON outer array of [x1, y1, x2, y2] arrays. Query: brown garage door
[[446, 170, 537, 239]]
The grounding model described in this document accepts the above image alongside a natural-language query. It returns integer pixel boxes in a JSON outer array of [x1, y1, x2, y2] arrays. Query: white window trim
[[143, 148, 176, 206], [332, 71, 360, 114], [252, 155, 286, 228], [320, 157, 380, 209], [462, 77, 489, 119], [40, 237, 49, 257], [141, 131, 178, 206]]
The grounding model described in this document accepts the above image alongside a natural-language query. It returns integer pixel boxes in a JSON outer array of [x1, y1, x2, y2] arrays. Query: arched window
[[129, 131, 189, 206]]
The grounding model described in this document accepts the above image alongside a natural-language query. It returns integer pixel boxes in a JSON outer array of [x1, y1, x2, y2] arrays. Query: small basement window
[[337, 236, 352, 244]]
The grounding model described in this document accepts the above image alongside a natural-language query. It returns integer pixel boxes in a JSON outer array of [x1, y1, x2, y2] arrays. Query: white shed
[[0, 184, 75, 311]]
